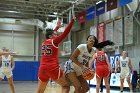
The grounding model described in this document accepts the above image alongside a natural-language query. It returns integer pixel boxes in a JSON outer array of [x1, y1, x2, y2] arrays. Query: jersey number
[[5, 62, 9, 67], [97, 55, 105, 61], [42, 45, 52, 55], [122, 63, 126, 67]]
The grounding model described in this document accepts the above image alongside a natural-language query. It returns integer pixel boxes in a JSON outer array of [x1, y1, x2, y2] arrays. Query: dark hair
[[95, 40, 115, 49], [86, 35, 114, 49], [45, 29, 54, 39], [97, 48, 102, 51]]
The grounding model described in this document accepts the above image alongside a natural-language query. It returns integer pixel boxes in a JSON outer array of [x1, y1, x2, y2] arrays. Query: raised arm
[[53, 18, 74, 46], [53, 19, 63, 32], [0, 50, 17, 56]]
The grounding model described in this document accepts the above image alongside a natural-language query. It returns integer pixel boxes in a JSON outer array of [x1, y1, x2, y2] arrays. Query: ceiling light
[[96, 0, 103, 4]]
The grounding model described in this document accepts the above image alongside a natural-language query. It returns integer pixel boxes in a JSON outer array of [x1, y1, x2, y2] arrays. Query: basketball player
[[115, 51, 133, 92], [64, 34, 114, 93], [89, 47, 111, 93], [0, 48, 15, 93], [36, 17, 75, 93], [64, 35, 97, 93]]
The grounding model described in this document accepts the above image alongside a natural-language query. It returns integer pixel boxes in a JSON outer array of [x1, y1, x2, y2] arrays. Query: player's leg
[[103, 65, 110, 93], [127, 76, 133, 91], [36, 79, 48, 93], [66, 72, 81, 93], [36, 66, 49, 93], [100, 78, 103, 93], [5, 69, 15, 93], [96, 77, 102, 93], [0, 69, 4, 81], [96, 65, 103, 93], [103, 77, 110, 93], [120, 78, 124, 92], [7, 76, 15, 93], [63, 59, 82, 93], [54, 68, 70, 93], [77, 75, 89, 93]]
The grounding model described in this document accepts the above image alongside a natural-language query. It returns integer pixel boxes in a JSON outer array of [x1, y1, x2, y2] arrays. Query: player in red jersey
[[89, 47, 111, 93], [36, 17, 75, 93]]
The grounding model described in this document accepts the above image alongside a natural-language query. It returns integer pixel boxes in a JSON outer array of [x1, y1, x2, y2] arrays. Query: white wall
[[0, 24, 35, 61]]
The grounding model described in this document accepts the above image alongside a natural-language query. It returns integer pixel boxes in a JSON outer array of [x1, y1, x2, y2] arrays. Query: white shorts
[[64, 59, 82, 76], [0, 68, 13, 79], [120, 70, 131, 79]]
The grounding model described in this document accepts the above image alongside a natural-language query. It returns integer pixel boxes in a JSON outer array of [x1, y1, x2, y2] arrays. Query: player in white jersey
[[0, 48, 15, 93], [115, 51, 133, 92], [64, 35, 114, 93], [64, 35, 97, 93]]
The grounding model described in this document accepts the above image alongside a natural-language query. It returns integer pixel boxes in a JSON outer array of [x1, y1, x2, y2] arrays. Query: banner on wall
[[97, 22, 105, 43], [107, 0, 118, 11], [86, 6, 95, 21], [96, 1, 105, 16], [90, 26, 97, 37], [124, 14, 133, 44], [119, 0, 132, 6], [105, 20, 113, 41], [114, 18, 123, 46], [78, 11, 86, 24]]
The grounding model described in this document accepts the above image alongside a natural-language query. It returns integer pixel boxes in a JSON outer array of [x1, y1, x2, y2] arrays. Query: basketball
[[82, 69, 95, 80]]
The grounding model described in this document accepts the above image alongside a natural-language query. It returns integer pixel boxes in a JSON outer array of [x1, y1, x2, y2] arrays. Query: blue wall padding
[[4, 61, 40, 81]]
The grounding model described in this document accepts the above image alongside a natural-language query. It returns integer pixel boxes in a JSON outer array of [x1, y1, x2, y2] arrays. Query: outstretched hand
[[57, 19, 63, 28]]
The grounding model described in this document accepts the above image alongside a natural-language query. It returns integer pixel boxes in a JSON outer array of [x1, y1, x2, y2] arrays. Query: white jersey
[[64, 44, 96, 76], [120, 56, 129, 71], [77, 44, 96, 65], [1, 55, 12, 68], [119, 56, 130, 78]]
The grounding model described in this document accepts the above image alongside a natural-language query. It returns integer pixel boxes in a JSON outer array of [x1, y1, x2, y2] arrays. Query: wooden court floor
[[0, 81, 139, 93]]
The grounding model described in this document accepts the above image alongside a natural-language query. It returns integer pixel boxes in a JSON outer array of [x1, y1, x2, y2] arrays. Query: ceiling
[[0, 0, 100, 22]]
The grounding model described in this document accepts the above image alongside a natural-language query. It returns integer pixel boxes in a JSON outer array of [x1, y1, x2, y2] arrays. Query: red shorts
[[38, 64, 63, 82], [96, 65, 110, 78]]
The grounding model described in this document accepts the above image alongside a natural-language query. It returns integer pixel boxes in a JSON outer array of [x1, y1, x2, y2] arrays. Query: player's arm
[[53, 19, 63, 32], [89, 54, 96, 69], [53, 18, 75, 46], [105, 54, 111, 70], [0, 50, 17, 55], [128, 57, 133, 74], [70, 48, 83, 68], [115, 59, 120, 73], [11, 56, 15, 71]]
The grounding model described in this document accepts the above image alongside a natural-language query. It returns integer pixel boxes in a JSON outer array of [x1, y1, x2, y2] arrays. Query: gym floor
[[0, 81, 138, 93]]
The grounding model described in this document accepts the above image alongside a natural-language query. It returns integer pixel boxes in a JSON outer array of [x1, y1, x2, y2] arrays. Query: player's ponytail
[[94, 40, 114, 49]]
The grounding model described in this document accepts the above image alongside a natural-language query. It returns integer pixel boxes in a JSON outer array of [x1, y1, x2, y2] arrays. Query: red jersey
[[95, 51, 108, 66], [41, 18, 74, 65]]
